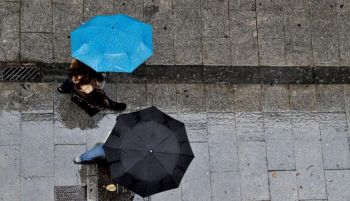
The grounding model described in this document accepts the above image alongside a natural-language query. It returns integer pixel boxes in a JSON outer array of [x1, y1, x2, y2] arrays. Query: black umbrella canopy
[[103, 106, 194, 197]]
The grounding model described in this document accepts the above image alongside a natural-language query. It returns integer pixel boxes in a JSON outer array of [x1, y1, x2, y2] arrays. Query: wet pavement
[[1, 82, 350, 201]]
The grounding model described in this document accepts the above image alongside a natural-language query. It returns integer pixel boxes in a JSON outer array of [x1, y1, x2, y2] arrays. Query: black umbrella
[[103, 106, 194, 197]]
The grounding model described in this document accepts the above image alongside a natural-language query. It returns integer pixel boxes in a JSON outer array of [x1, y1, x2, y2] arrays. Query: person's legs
[[74, 144, 105, 163], [58, 79, 74, 93]]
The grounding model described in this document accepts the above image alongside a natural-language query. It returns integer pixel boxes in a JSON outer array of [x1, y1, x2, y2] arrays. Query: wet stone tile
[[54, 145, 87, 186], [83, 0, 113, 20], [203, 38, 231, 65], [234, 84, 262, 112], [322, 138, 350, 169], [339, 37, 350, 66], [151, 188, 181, 201], [178, 113, 207, 142], [312, 37, 340, 66], [283, 0, 310, 11], [325, 170, 350, 201], [257, 10, 284, 39], [0, 83, 21, 111], [291, 112, 321, 140], [21, 176, 54, 201], [146, 83, 177, 112], [262, 85, 290, 112], [269, 171, 298, 201], [116, 83, 147, 112], [211, 172, 241, 201], [319, 112, 348, 139], [310, 0, 337, 12], [0, 145, 20, 201], [264, 112, 293, 140], [21, 83, 54, 113], [266, 139, 296, 170], [0, 112, 20, 145], [21, 0, 52, 32], [21, 33, 53, 63], [144, 0, 173, 36], [205, 84, 235, 112], [53, 33, 71, 63], [85, 114, 116, 149], [146, 34, 174, 65], [259, 38, 286, 66], [229, 0, 256, 11], [317, 85, 345, 112], [99, 83, 118, 114], [176, 84, 206, 112], [86, 175, 98, 201], [290, 85, 317, 111], [53, 0, 83, 4], [202, 0, 229, 38], [174, 38, 202, 65], [256, 0, 283, 11], [53, 3, 83, 33], [113, 0, 143, 19], [236, 112, 265, 141]]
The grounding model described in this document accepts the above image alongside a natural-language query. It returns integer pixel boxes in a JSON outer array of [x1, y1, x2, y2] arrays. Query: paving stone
[[236, 112, 265, 141], [0, 2, 19, 61], [87, 175, 98, 201], [205, 84, 235, 112], [211, 172, 241, 201], [312, 36, 340, 66], [146, 83, 177, 112], [291, 112, 321, 140], [21, 83, 54, 113], [85, 114, 116, 149], [151, 188, 181, 201], [234, 84, 262, 112], [54, 145, 87, 185], [53, 33, 71, 63], [176, 84, 206, 112], [317, 85, 345, 112], [21, 33, 53, 63], [144, 0, 173, 36], [202, 0, 229, 38], [264, 112, 293, 140], [311, 10, 337, 37], [21, 0, 52, 32], [310, 0, 337, 12], [53, 0, 83, 4], [0, 112, 20, 146], [257, 10, 284, 39], [53, 3, 83, 33], [258, 38, 286, 66], [146, 32, 174, 65], [116, 83, 147, 112], [295, 140, 327, 200], [208, 113, 238, 171], [0, 82, 20, 112], [262, 85, 290, 112], [181, 143, 211, 201], [113, 0, 143, 19], [256, 0, 283, 10], [284, 11, 313, 66], [266, 139, 296, 170], [338, 12, 350, 66], [174, 38, 202, 65], [21, 113, 54, 177], [84, 0, 113, 20], [229, 0, 256, 11], [322, 138, 350, 169], [283, 0, 310, 11], [21, 176, 54, 201], [0, 145, 20, 201], [269, 171, 298, 201], [178, 112, 208, 142], [337, 0, 350, 11], [290, 85, 317, 111], [325, 170, 350, 201], [319, 112, 348, 139], [230, 11, 259, 66], [339, 37, 350, 66], [203, 38, 231, 65], [343, 85, 350, 130], [238, 141, 270, 201]]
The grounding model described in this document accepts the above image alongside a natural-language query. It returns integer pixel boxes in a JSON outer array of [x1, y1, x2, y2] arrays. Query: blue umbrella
[[71, 14, 153, 73]]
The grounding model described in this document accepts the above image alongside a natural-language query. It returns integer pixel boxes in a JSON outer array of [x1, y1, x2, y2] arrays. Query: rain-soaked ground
[[1, 82, 350, 201]]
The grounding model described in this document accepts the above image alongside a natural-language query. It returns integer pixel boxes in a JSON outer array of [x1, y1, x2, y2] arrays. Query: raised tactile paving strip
[[55, 185, 87, 201]]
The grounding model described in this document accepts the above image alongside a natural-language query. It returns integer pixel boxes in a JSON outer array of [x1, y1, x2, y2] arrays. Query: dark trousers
[[59, 79, 74, 93]]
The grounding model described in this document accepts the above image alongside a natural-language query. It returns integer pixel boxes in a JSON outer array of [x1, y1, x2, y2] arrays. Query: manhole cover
[[1, 63, 40, 82], [55, 185, 87, 201]]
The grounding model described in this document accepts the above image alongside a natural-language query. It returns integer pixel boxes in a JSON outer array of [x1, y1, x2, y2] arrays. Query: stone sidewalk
[[1, 82, 350, 201], [1, 0, 350, 66]]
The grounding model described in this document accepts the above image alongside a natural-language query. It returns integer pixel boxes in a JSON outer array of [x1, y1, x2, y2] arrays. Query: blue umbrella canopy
[[71, 14, 153, 73]]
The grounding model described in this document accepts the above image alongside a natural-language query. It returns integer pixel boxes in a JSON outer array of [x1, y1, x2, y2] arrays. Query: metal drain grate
[[1, 64, 40, 81], [55, 185, 87, 201]]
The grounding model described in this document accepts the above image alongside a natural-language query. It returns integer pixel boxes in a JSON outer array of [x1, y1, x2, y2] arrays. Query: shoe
[[110, 101, 127, 111], [73, 156, 83, 164]]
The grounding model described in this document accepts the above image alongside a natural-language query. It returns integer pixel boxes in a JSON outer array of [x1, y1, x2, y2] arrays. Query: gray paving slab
[[116, 83, 147, 112], [319, 113, 348, 139], [113, 0, 143, 19], [310, 0, 337, 12], [211, 171, 241, 201], [256, 0, 284, 11], [208, 113, 238, 171], [264, 112, 293, 140], [339, 36, 350, 66], [205, 84, 235, 112], [0, 83, 21, 111], [269, 171, 298, 201], [146, 34, 174, 65], [295, 140, 327, 200], [54, 145, 86, 186], [181, 143, 211, 201], [21, 83, 54, 113], [20, 33, 53, 63], [290, 85, 317, 112], [85, 114, 116, 149], [0, 2, 20, 61], [21, 176, 54, 201], [238, 141, 270, 201], [317, 85, 345, 112], [83, 0, 113, 20], [53, 3, 83, 33], [291, 112, 321, 141], [203, 37, 231, 65], [144, 0, 173, 36], [178, 112, 208, 142], [53, 0, 83, 4], [283, 0, 309, 11], [177, 84, 206, 112], [343, 85, 350, 133], [337, 0, 350, 11], [234, 84, 262, 112], [325, 170, 350, 201], [230, 11, 259, 66], [146, 83, 177, 112], [312, 36, 340, 66], [284, 11, 313, 66], [151, 188, 182, 201], [202, 0, 229, 38], [257, 10, 284, 39], [21, 0, 52, 32], [321, 138, 350, 169], [229, 0, 256, 11], [53, 33, 71, 63], [266, 139, 296, 170], [236, 112, 265, 141], [87, 175, 98, 201], [262, 85, 290, 112], [174, 38, 203, 65], [259, 38, 286, 66], [21, 113, 54, 177], [0, 145, 20, 201], [338, 12, 350, 65]]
